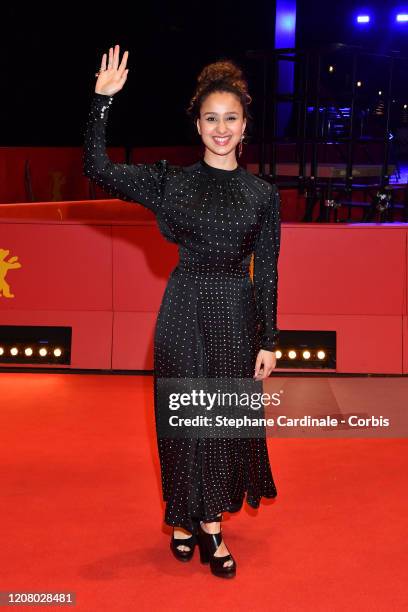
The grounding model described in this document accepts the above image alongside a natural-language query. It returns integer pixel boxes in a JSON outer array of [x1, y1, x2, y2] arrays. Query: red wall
[[0, 200, 407, 373]]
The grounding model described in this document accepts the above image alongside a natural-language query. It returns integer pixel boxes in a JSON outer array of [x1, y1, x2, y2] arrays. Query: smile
[[213, 136, 232, 146]]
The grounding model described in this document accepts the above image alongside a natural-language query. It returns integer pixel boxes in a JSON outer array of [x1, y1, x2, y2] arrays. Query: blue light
[[276, 11, 296, 33], [356, 15, 370, 23], [396, 14, 408, 22]]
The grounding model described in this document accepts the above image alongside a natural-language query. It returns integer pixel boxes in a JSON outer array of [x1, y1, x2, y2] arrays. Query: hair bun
[[187, 59, 253, 123], [197, 60, 245, 89], [197, 60, 248, 95]]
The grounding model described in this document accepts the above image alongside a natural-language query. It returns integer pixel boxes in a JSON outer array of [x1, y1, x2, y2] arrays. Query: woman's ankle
[[174, 526, 192, 537], [200, 518, 221, 534]]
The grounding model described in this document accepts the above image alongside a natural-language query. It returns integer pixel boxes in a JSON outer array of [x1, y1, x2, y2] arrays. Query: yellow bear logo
[[0, 248, 22, 299]]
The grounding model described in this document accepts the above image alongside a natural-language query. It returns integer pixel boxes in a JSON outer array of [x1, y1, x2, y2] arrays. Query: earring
[[238, 134, 244, 158]]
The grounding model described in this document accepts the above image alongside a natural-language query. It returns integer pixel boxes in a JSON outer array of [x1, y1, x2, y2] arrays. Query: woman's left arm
[[253, 184, 281, 356]]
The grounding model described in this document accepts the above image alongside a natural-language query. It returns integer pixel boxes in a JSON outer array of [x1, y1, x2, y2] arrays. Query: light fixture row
[[356, 14, 408, 24], [0, 346, 63, 357], [274, 349, 327, 360]]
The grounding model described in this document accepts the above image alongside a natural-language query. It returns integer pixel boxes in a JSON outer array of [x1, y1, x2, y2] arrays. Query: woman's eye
[[206, 116, 237, 121]]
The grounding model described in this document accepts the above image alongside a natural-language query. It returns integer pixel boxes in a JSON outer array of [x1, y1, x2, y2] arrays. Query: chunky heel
[[197, 537, 210, 564]]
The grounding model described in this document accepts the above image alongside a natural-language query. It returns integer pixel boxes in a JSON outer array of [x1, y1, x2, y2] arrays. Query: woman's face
[[196, 91, 246, 159]]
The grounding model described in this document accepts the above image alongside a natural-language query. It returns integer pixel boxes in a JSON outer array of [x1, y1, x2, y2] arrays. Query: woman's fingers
[[118, 50, 129, 76], [100, 53, 107, 71], [108, 46, 113, 69], [113, 44, 120, 70], [118, 68, 129, 87]]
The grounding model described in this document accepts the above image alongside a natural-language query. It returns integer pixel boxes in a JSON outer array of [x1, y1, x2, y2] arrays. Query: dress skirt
[[153, 253, 277, 533]]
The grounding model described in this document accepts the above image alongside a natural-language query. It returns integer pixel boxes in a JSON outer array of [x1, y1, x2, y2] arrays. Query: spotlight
[[24, 347, 33, 356], [302, 350, 311, 360], [317, 350, 326, 360], [404, 104, 407, 109], [396, 14, 408, 22], [378, 90, 382, 96], [275, 350, 282, 359], [39, 348, 48, 357], [0, 347, 3, 356], [288, 350, 297, 359], [10, 347, 18, 356], [328, 65, 334, 73], [356, 15, 370, 24], [357, 81, 362, 87], [53, 348, 62, 357]]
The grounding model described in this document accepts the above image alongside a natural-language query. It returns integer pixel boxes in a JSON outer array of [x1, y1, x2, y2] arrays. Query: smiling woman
[[187, 60, 253, 169], [83, 46, 281, 579]]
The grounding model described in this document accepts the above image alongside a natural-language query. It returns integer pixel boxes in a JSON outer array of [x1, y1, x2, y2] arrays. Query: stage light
[[357, 81, 362, 87], [288, 350, 297, 359], [378, 90, 382, 96], [396, 14, 408, 22], [53, 348, 62, 357], [276, 11, 296, 33], [0, 347, 3, 356], [275, 350, 282, 359], [317, 350, 326, 360], [39, 348, 48, 357], [356, 15, 370, 24], [24, 347, 33, 356], [10, 347, 18, 356], [328, 65, 334, 73], [404, 104, 408, 109], [302, 350, 311, 360]]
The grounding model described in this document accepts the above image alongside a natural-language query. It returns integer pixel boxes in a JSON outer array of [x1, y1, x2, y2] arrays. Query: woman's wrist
[[95, 90, 114, 97]]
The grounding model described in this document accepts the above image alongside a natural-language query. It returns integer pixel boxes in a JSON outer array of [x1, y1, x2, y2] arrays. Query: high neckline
[[199, 158, 242, 178]]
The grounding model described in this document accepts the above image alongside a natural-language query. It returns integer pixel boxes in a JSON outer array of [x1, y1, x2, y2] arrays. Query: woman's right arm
[[83, 44, 168, 214]]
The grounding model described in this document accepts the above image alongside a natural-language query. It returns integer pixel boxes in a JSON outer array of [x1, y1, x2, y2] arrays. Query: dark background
[[2, 1, 408, 146]]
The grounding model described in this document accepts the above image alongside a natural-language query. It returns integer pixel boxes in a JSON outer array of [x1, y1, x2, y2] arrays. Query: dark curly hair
[[186, 59, 253, 139]]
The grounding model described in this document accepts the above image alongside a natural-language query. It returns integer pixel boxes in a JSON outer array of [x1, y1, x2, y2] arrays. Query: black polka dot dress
[[83, 93, 281, 533]]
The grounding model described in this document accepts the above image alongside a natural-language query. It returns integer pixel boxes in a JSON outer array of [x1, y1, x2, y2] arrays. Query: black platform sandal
[[170, 519, 200, 562], [196, 519, 236, 579]]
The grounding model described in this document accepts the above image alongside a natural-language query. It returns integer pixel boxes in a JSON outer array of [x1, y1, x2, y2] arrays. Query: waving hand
[[95, 44, 129, 96]]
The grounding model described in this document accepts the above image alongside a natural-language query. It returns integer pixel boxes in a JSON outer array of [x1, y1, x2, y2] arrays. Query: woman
[[83, 44, 281, 579]]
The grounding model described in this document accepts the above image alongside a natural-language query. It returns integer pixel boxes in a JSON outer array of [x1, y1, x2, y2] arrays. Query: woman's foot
[[173, 527, 194, 553], [200, 517, 234, 568], [170, 525, 197, 562]]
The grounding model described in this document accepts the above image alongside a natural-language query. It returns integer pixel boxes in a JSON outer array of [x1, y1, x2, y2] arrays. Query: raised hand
[[94, 44, 129, 96]]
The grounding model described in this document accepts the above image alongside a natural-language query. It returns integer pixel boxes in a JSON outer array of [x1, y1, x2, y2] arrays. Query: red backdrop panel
[[404, 316, 408, 374], [0, 223, 112, 311], [280, 224, 406, 315], [112, 312, 157, 370], [1, 201, 407, 373], [0, 147, 126, 203], [113, 226, 178, 312]]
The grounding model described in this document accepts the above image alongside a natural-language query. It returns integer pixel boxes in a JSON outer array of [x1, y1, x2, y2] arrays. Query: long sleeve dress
[[83, 93, 281, 533]]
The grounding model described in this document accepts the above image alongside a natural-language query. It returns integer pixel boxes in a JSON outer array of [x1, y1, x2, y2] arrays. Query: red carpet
[[1, 373, 407, 611]]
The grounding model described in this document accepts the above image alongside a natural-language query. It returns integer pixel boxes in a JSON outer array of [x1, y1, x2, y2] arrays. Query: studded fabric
[[83, 93, 281, 533]]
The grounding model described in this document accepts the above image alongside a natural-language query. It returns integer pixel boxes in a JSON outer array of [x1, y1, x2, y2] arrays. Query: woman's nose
[[216, 122, 229, 134]]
